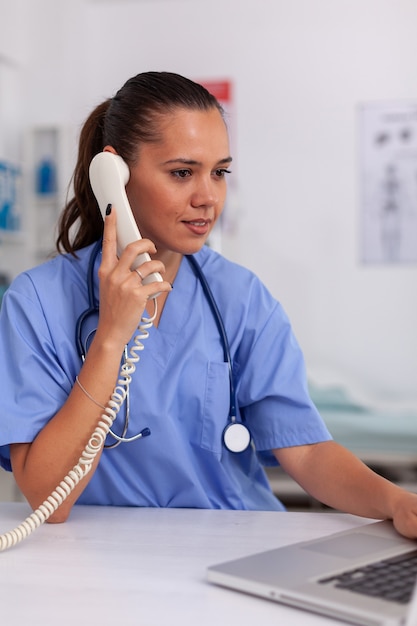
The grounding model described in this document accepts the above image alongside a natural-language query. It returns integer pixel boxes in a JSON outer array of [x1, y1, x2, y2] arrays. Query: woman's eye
[[172, 169, 191, 178], [214, 168, 232, 178]]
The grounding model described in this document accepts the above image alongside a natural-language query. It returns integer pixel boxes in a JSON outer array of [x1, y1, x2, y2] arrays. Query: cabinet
[[0, 59, 25, 282], [0, 126, 73, 282], [24, 126, 72, 263]]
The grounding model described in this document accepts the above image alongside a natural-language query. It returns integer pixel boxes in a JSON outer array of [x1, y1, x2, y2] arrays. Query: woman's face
[[125, 107, 231, 258]]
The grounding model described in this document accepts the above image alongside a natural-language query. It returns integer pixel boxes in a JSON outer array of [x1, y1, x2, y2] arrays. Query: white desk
[[0, 503, 373, 625]]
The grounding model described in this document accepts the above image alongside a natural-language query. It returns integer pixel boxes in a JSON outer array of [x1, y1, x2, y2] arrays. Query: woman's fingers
[[101, 205, 160, 274], [100, 204, 118, 269], [97, 205, 171, 345]]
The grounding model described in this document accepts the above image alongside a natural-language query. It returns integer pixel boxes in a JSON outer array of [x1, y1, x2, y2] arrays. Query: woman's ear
[[103, 145, 118, 155]]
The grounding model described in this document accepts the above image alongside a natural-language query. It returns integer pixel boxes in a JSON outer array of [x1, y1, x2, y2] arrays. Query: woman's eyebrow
[[162, 156, 233, 166]]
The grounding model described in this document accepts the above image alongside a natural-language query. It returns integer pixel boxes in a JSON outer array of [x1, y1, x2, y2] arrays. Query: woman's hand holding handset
[[94, 205, 172, 357]]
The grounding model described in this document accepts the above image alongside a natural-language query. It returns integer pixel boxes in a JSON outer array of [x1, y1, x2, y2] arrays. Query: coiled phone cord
[[0, 306, 156, 552]]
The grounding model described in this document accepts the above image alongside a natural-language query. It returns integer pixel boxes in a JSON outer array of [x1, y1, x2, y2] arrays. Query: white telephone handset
[[89, 151, 163, 287]]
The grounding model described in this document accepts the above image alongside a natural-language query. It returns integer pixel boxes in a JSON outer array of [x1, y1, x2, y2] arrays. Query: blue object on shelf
[[0, 161, 20, 231], [36, 158, 57, 195]]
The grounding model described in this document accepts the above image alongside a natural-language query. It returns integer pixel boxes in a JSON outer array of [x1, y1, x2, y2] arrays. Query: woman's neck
[[147, 251, 183, 327], [155, 250, 183, 286]]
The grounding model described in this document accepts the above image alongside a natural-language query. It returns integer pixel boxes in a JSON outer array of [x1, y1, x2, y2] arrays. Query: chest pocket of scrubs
[[200, 361, 231, 457]]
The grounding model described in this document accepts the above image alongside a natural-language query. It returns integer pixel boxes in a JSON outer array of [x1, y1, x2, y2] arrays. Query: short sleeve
[[0, 273, 72, 470], [235, 289, 332, 466]]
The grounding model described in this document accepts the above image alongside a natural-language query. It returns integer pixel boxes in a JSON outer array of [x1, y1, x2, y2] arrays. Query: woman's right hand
[[94, 205, 172, 355]]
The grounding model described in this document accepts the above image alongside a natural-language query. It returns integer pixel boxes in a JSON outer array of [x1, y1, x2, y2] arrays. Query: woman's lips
[[183, 219, 211, 235]]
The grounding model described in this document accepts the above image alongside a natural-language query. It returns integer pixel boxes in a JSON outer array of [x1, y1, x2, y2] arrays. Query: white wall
[[1, 0, 417, 409]]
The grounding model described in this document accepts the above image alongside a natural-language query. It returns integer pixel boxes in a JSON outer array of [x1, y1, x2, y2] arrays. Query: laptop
[[207, 520, 417, 625]]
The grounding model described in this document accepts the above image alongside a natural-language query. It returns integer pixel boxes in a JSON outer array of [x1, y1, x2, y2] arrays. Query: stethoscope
[[75, 240, 252, 454]]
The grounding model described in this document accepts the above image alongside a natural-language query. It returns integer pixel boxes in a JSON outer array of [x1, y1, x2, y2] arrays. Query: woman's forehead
[[141, 108, 230, 160]]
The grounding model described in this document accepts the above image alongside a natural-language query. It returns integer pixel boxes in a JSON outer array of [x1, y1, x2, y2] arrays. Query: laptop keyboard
[[319, 549, 417, 604]]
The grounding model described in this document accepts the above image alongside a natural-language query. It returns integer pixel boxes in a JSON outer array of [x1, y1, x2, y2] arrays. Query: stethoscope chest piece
[[223, 422, 251, 454]]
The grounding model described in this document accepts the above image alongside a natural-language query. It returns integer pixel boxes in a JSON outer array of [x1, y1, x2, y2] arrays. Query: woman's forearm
[[275, 440, 405, 520], [10, 337, 125, 523]]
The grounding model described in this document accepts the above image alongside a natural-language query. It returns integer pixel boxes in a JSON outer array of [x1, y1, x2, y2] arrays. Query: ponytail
[[56, 100, 111, 254]]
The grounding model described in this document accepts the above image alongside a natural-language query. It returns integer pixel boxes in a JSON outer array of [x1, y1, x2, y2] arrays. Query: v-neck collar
[[144, 256, 197, 369]]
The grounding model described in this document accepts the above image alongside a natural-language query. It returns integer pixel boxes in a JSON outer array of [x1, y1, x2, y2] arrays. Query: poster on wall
[[359, 101, 417, 264], [195, 79, 237, 252]]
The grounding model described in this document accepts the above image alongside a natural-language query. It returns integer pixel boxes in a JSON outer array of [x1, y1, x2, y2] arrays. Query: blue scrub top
[[0, 244, 331, 510]]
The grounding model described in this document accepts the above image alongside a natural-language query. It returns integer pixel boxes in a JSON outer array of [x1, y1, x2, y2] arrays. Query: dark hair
[[56, 71, 224, 254]]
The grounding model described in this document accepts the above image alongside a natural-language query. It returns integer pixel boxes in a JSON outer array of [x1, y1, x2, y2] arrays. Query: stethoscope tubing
[[75, 241, 251, 452], [185, 254, 237, 422]]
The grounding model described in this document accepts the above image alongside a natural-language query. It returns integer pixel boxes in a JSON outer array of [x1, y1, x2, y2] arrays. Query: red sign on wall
[[197, 80, 232, 106]]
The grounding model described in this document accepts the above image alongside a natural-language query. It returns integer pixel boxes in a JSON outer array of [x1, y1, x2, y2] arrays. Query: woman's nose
[[190, 177, 218, 209]]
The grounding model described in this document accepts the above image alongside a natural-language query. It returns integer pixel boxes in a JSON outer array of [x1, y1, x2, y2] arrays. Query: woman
[[1, 71, 417, 535]]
